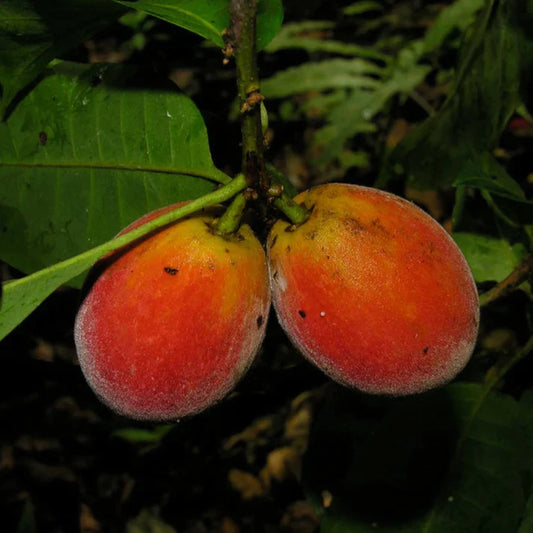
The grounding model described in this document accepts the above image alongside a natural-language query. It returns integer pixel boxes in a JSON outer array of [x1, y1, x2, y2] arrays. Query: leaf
[[111, 0, 283, 50], [16, 499, 36, 533], [453, 232, 527, 283], [343, 2, 383, 16], [0, 174, 248, 341], [0, 61, 228, 286], [262, 59, 384, 99], [304, 383, 533, 533], [453, 153, 527, 202], [315, 48, 430, 164], [0, 0, 127, 118], [264, 21, 388, 61], [113, 425, 173, 444], [423, 0, 485, 54], [383, 0, 533, 189]]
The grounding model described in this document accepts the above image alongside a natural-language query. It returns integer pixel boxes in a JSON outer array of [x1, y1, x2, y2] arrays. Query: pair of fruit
[[74, 184, 479, 421]]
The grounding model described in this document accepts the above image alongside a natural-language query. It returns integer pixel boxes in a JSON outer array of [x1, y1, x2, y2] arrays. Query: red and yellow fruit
[[75, 205, 270, 420], [268, 184, 479, 395]]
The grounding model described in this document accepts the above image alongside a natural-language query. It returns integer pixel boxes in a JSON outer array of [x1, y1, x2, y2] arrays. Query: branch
[[479, 253, 533, 307], [226, 0, 265, 189]]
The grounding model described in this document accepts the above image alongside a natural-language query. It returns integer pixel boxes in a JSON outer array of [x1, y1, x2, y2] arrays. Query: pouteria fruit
[[74, 205, 270, 421], [268, 184, 479, 396]]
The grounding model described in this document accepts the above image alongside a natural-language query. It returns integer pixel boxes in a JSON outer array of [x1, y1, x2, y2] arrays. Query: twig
[[479, 253, 533, 307]]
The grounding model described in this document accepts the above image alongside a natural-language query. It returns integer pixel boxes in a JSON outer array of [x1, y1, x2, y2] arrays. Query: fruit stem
[[214, 190, 247, 236], [266, 165, 312, 225], [226, 0, 266, 190], [273, 194, 311, 226]]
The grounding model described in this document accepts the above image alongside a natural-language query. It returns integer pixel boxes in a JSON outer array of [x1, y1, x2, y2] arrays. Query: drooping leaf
[[0, 175, 248, 341], [304, 383, 533, 533], [111, 0, 283, 50], [383, 0, 533, 189], [454, 232, 527, 283], [0, 62, 229, 287], [0, 0, 127, 118]]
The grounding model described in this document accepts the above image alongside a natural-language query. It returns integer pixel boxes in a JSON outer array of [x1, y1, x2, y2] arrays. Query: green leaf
[[0, 0, 127, 118], [453, 232, 527, 283], [262, 59, 384, 99], [315, 49, 430, 164], [113, 425, 173, 444], [343, 2, 383, 16], [16, 499, 36, 533], [111, 0, 283, 50], [264, 20, 388, 61], [0, 62, 229, 287], [453, 153, 527, 202], [383, 0, 533, 189], [0, 175, 248, 341], [305, 383, 533, 533], [423, 0, 485, 54]]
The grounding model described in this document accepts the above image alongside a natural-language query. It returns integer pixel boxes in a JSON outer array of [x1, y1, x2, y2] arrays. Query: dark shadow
[[302, 383, 461, 526]]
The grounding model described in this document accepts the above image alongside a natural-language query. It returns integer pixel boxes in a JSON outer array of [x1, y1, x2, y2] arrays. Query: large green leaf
[[454, 232, 527, 283], [304, 383, 533, 533], [0, 61, 229, 285], [383, 0, 533, 189], [0, 0, 127, 118], [111, 0, 283, 50]]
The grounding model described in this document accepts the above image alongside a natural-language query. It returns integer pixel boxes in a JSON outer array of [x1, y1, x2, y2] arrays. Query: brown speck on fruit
[[285, 225, 297, 233], [164, 267, 178, 275], [343, 217, 364, 235], [286, 245, 291, 253], [270, 234, 278, 248], [299, 310, 306, 318], [225, 248, 230, 253], [39, 131, 47, 146], [273, 271, 279, 280], [423, 346, 429, 354], [306, 231, 317, 240], [257, 315, 263, 328], [208, 263, 216, 270]]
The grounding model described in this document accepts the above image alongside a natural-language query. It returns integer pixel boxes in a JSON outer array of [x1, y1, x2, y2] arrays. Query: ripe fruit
[[75, 205, 270, 420], [268, 184, 479, 395]]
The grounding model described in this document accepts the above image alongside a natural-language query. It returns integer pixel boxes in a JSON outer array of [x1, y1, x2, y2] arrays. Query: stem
[[479, 253, 533, 307], [485, 334, 533, 389], [266, 165, 312, 225], [228, 0, 265, 189], [214, 191, 247, 236], [273, 194, 311, 226]]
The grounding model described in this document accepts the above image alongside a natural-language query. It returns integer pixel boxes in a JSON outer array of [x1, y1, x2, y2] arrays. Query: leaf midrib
[[0, 160, 230, 183]]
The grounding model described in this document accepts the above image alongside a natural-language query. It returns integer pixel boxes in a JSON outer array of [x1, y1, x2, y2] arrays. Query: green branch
[[227, 0, 265, 189]]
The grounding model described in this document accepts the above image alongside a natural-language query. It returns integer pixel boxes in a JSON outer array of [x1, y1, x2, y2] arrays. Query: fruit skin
[[268, 184, 479, 396], [75, 205, 270, 421]]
